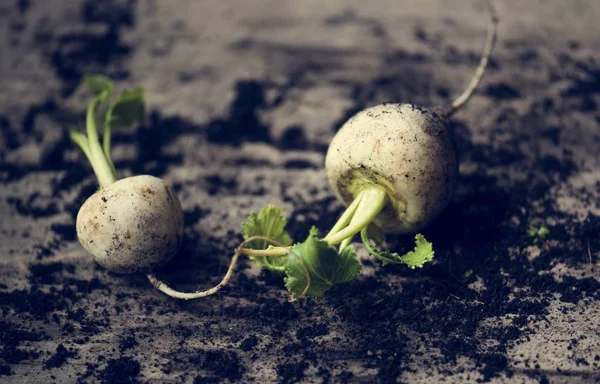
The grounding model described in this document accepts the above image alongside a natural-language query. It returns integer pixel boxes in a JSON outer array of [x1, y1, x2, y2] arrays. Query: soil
[[1, 0, 600, 383]]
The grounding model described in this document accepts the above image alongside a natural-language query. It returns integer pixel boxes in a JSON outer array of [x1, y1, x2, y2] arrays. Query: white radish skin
[[76, 175, 184, 273], [325, 103, 458, 234]]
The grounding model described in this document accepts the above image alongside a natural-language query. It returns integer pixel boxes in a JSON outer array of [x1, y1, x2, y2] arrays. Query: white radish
[[71, 76, 184, 274], [322, 0, 498, 246], [325, 104, 458, 234], [76, 175, 183, 273]]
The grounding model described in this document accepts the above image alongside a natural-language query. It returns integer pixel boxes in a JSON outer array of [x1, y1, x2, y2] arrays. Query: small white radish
[[71, 76, 184, 274], [76, 175, 183, 273], [322, 0, 498, 246], [326, 104, 458, 234]]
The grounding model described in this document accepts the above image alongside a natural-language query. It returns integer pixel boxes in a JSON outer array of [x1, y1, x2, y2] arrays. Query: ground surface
[[1, 0, 600, 383]]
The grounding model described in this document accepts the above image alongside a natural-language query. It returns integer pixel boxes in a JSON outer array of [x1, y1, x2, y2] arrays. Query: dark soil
[[100, 357, 141, 384], [44, 344, 78, 369], [1, 0, 599, 383]]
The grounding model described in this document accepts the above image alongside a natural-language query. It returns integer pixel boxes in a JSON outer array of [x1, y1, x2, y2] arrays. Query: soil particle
[[118, 335, 137, 351], [296, 324, 328, 340], [44, 344, 78, 369], [484, 83, 521, 100], [239, 335, 259, 351], [206, 80, 271, 145], [45, 0, 135, 96], [276, 361, 309, 384], [0, 322, 43, 365], [99, 357, 141, 384], [280, 126, 309, 150], [192, 350, 244, 382], [0, 364, 12, 376]]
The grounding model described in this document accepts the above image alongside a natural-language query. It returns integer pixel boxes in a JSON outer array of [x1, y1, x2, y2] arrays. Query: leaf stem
[[339, 237, 352, 253], [102, 106, 117, 175], [325, 189, 365, 239], [323, 186, 387, 246], [70, 131, 93, 164], [239, 247, 291, 257], [86, 93, 117, 187], [338, 195, 375, 252]]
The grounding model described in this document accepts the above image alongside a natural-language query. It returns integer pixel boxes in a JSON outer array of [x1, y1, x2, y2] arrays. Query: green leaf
[[284, 227, 361, 299], [241, 205, 293, 273], [105, 87, 145, 128], [85, 75, 113, 99], [361, 228, 434, 268], [527, 223, 549, 244], [400, 234, 435, 268]]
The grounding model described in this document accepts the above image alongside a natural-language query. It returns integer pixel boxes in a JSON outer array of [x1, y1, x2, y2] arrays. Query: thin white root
[[443, 0, 499, 118], [147, 251, 240, 300], [146, 236, 290, 300]]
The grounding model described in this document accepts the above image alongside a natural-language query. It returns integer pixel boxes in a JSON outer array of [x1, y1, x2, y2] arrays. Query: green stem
[[70, 131, 93, 165], [323, 186, 387, 246], [103, 107, 117, 175], [239, 247, 291, 257], [86, 94, 117, 187], [325, 190, 365, 239], [71, 131, 116, 187], [339, 236, 352, 253], [338, 196, 374, 252]]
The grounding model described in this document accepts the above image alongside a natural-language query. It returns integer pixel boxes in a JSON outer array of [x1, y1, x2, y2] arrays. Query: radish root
[[146, 236, 293, 300], [442, 0, 499, 118]]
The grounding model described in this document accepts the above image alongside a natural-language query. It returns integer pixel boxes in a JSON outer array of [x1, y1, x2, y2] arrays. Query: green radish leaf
[[526, 222, 549, 244], [284, 227, 361, 299], [361, 228, 434, 268], [338, 245, 361, 281], [241, 205, 293, 273], [399, 234, 435, 268], [106, 87, 145, 128], [85, 75, 113, 99]]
